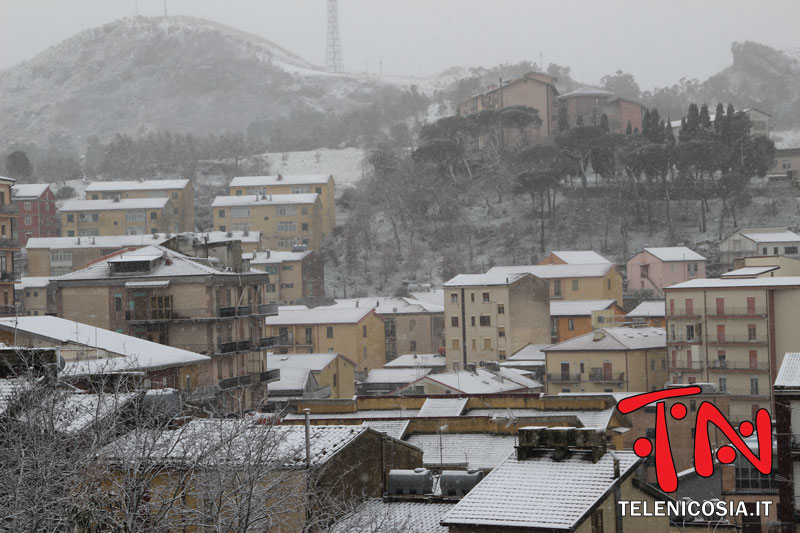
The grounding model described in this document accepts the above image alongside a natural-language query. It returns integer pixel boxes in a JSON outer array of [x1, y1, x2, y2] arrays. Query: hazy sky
[[2, 0, 800, 89]]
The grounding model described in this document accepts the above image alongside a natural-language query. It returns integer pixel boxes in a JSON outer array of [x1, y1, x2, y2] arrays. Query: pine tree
[[642, 109, 651, 138], [626, 121, 632, 135], [699, 104, 712, 132], [714, 103, 725, 133], [557, 105, 569, 133], [665, 118, 676, 145], [599, 114, 610, 133]]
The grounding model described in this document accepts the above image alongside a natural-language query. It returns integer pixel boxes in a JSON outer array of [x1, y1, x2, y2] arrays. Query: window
[[149, 211, 158, 220], [786, 246, 798, 255], [114, 295, 122, 312], [126, 210, 145, 222], [20, 202, 29, 211], [688, 262, 698, 275], [305, 327, 313, 345], [479, 315, 490, 326], [315, 187, 322, 194], [591, 509, 604, 533], [451, 316, 459, 327], [451, 338, 460, 350], [326, 326, 334, 338], [277, 221, 297, 232], [553, 280, 561, 296], [231, 206, 250, 218], [470, 293, 475, 302], [410, 340, 417, 352], [718, 377, 727, 392], [686, 324, 695, 341], [774, 247, 779, 255], [748, 324, 757, 341], [568, 319, 575, 331], [597, 315, 605, 323], [750, 377, 759, 395], [291, 186, 311, 194], [301, 206, 309, 215], [301, 222, 309, 231], [499, 350, 506, 360], [690, 400, 697, 412], [66, 214, 74, 222], [362, 325, 367, 338], [23, 216, 32, 226], [67, 230, 74, 236], [450, 293, 458, 303], [483, 338, 491, 349], [279, 283, 294, 289], [498, 327, 505, 337], [580, 362, 584, 373], [50, 250, 72, 264], [497, 304, 505, 314], [409, 319, 416, 330], [482, 292, 490, 303], [650, 359, 655, 371], [471, 316, 476, 326], [607, 279, 611, 290], [235, 190, 242, 196], [277, 205, 297, 216], [218, 209, 226, 218], [231, 223, 251, 232], [170, 191, 179, 200], [735, 458, 777, 491], [572, 279, 579, 291]]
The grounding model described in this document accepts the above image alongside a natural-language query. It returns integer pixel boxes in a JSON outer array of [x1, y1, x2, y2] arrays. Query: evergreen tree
[[599, 114, 610, 133], [626, 121, 632, 135], [576, 114, 584, 126], [699, 104, 712, 132], [557, 105, 569, 133], [642, 110, 651, 138], [665, 118, 676, 145], [714, 103, 725, 134], [4, 151, 32, 179]]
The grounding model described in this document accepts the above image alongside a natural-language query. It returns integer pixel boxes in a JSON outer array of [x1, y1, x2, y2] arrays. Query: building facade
[[247, 249, 325, 306], [558, 88, 646, 133], [719, 227, 800, 272], [60, 198, 176, 237], [85, 179, 194, 232], [627, 246, 707, 294], [229, 174, 336, 237], [549, 299, 625, 343], [12, 184, 57, 246], [211, 194, 323, 251], [487, 263, 624, 305], [0, 176, 18, 314]]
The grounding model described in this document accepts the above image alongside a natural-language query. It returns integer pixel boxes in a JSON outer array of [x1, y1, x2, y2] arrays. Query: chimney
[[355, 301, 359, 308], [277, 174, 283, 181], [304, 408, 312, 469]]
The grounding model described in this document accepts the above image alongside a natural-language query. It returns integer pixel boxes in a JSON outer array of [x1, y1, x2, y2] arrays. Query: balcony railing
[[125, 306, 268, 322], [0, 237, 19, 249], [0, 204, 18, 214], [707, 335, 768, 345], [547, 373, 582, 383], [708, 360, 770, 371], [258, 336, 279, 348], [724, 388, 769, 398], [667, 360, 703, 372], [667, 336, 702, 344], [256, 303, 279, 316], [707, 307, 767, 317], [666, 308, 701, 318], [588, 371, 625, 383]]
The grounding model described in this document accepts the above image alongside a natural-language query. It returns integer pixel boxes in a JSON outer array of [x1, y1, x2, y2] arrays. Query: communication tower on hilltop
[[325, 0, 344, 73]]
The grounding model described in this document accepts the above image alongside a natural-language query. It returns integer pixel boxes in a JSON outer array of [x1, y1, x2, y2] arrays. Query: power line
[[325, 0, 344, 73]]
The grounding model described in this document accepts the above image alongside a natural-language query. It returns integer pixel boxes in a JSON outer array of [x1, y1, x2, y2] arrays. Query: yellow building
[[85, 179, 194, 232], [549, 299, 625, 343], [543, 327, 668, 394], [538, 250, 613, 266], [0, 176, 18, 313], [443, 272, 550, 370], [211, 193, 323, 251], [14, 277, 52, 316], [487, 263, 624, 305], [247, 249, 325, 306], [726, 254, 800, 277], [229, 174, 336, 237], [664, 277, 800, 422], [265, 307, 386, 375], [266, 353, 356, 398], [60, 198, 176, 237]]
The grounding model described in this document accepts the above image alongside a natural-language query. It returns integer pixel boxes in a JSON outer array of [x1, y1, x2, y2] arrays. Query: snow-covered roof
[[740, 230, 800, 243], [508, 344, 548, 361], [775, 352, 800, 389], [265, 307, 375, 326], [60, 198, 170, 211], [441, 450, 640, 529], [360, 420, 410, 440], [465, 408, 616, 430], [363, 368, 431, 384], [191, 231, 262, 244], [52, 245, 247, 281], [278, 305, 309, 311], [0, 316, 209, 372], [102, 421, 368, 467], [284, 409, 421, 421], [444, 272, 531, 287], [488, 263, 616, 280], [417, 397, 468, 417], [544, 327, 666, 351], [722, 266, 780, 278], [268, 368, 314, 392], [626, 301, 666, 318], [321, 296, 444, 314], [410, 289, 444, 307], [643, 247, 706, 262], [266, 353, 340, 372], [248, 250, 312, 264], [558, 87, 615, 99], [25, 234, 172, 249], [384, 353, 447, 368], [230, 174, 332, 187], [211, 193, 318, 207], [666, 277, 800, 290], [12, 183, 50, 198], [85, 179, 189, 192], [406, 433, 516, 470], [549, 250, 612, 264], [15, 276, 51, 290], [331, 499, 452, 533], [550, 299, 617, 316], [410, 368, 541, 394], [19, 391, 138, 434]]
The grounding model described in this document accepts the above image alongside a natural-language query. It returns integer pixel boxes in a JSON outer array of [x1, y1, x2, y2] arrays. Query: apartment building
[[191, 230, 264, 254], [626, 301, 665, 327], [719, 227, 800, 271], [317, 296, 444, 361], [60, 198, 176, 237], [266, 353, 356, 398], [774, 352, 800, 528], [727, 254, 800, 277], [664, 277, 800, 422], [229, 174, 335, 237], [771, 147, 800, 178], [538, 250, 612, 266], [543, 327, 668, 394], [247, 249, 325, 305], [211, 193, 323, 251], [49, 246, 278, 407], [549, 299, 624, 343], [85, 179, 194, 232], [265, 307, 386, 374], [456, 71, 559, 144], [12, 184, 57, 246], [0, 176, 18, 315], [443, 271, 550, 370], [26, 234, 174, 277], [487, 262, 624, 305], [627, 246, 706, 294], [15, 276, 52, 316], [558, 87, 646, 133]]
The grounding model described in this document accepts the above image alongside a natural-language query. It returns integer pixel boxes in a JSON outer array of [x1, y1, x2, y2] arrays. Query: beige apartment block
[[543, 327, 668, 395], [266, 353, 356, 398], [247, 249, 325, 306], [0, 176, 17, 313], [60, 198, 176, 237], [726, 255, 800, 277], [718, 227, 800, 271], [14, 276, 52, 316], [265, 307, 386, 375], [443, 271, 550, 370], [487, 263, 624, 305], [85, 179, 194, 232], [229, 174, 335, 237], [665, 277, 800, 422], [211, 193, 323, 251]]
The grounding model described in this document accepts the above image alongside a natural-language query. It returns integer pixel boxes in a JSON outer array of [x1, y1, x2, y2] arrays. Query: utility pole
[[325, 0, 344, 73]]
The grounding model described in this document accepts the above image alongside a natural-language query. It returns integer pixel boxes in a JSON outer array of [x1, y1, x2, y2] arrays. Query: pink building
[[627, 247, 706, 294], [12, 184, 58, 247]]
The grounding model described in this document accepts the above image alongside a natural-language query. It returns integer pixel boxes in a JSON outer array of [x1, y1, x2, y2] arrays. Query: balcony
[[258, 336, 279, 348], [707, 307, 767, 318], [125, 306, 270, 323], [724, 388, 770, 399], [0, 237, 19, 249], [588, 370, 625, 383], [666, 308, 701, 318], [218, 306, 236, 318], [667, 360, 703, 372], [707, 334, 768, 346], [547, 372, 582, 383], [256, 303, 279, 316], [708, 360, 770, 372], [667, 335, 702, 345], [0, 204, 18, 215], [217, 340, 257, 354]]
